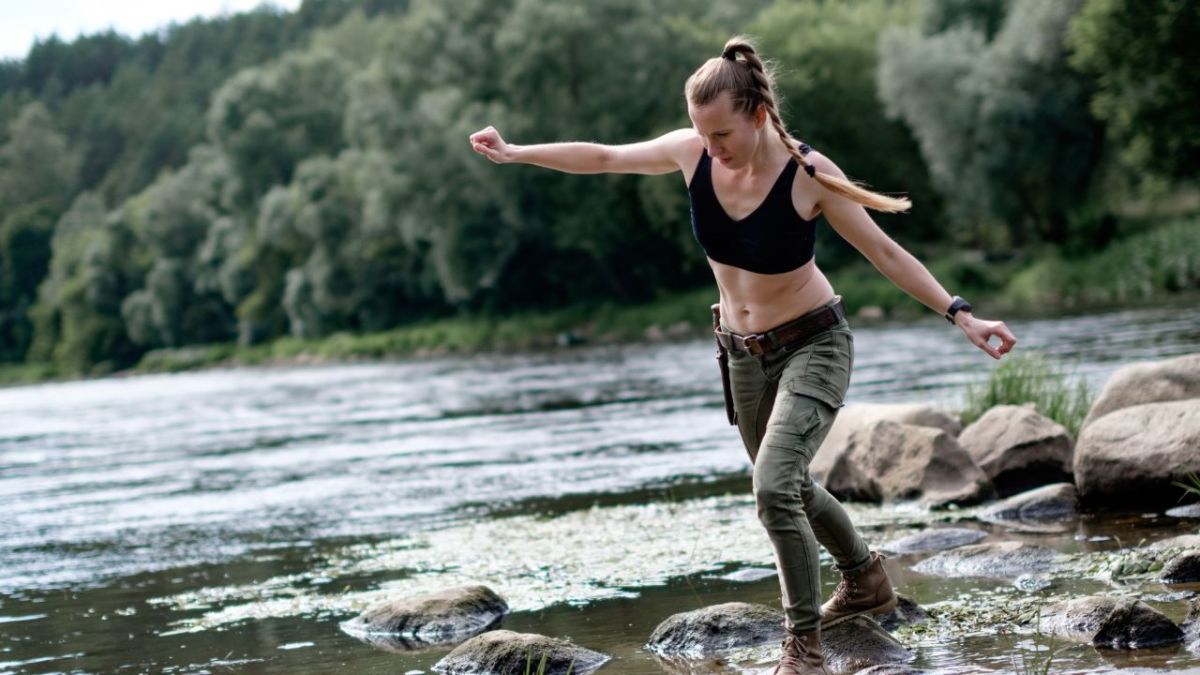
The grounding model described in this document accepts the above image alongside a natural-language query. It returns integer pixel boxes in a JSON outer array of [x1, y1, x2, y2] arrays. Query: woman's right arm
[[469, 126, 697, 175]]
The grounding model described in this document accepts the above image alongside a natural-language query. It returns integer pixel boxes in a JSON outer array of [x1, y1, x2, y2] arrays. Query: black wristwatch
[[944, 296, 972, 324]]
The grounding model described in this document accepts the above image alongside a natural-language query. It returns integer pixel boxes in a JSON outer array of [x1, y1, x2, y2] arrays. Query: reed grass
[[962, 354, 1093, 437]]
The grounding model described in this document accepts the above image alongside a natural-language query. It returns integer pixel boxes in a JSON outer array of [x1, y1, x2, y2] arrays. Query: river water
[[1, 306, 1199, 674]]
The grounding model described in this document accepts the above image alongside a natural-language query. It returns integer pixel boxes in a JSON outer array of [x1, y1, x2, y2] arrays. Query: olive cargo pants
[[727, 315, 872, 635]]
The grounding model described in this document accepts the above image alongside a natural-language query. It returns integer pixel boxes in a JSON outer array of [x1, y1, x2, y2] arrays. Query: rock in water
[[1161, 550, 1200, 584], [823, 420, 993, 507], [1083, 354, 1200, 428], [434, 630, 609, 675], [1040, 596, 1183, 649], [912, 542, 1059, 578], [822, 616, 913, 673], [876, 595, 930, 632], [645, 602, 785, 656], [978, 483, 1079, 532], [341, 585, 508, 649], [957, 405, 1073, 496], [812, 404, 962, 483], [1074, 401, 1200, 511], [880, 528, 987, 555]]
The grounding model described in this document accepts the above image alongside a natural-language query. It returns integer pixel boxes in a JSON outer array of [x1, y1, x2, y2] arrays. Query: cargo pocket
[[784, 330, 853, 409]]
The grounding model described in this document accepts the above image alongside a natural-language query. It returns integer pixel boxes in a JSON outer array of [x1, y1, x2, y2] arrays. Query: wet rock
[[958, 405, 1073, 496], [1040, 596, 1183, 649], [1183, 597, 1200, 642], [646, 602, 785, 656], [434, 630, 609, 675], [1083, 354, 1200, 428], [341, 585, 507, 649], [876, 595, 930, 632], [879, 528, 987, 555], [823, 420, 993, 507], [978, 483, 1079, 528], [912, 541, 1059, 578], [718, 567, 777, 583], [1074, 400, 1200, 511], [1013, 574, 1053, 592], [1167, 503, 1200, 519], [822, 616, 914, 673], [812, 404, 962, 483], [1146, 534, 1200, 552], [1161, 550, 1200, 584], [854, 666, 928, 675]]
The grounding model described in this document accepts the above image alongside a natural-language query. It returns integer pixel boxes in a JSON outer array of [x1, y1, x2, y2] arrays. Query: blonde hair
[[685, 36, 911, 213]]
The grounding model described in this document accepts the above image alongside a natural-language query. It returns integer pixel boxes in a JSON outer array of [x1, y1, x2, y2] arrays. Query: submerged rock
[[1039, 596, 1183, 649], [1083, 354, 1200, 428], [1074, 400, 1200, 511], [646, 602, 785, 656], [823, 420, 993, 507], [876, 595, 930, 632], [822, 616, 913, 673], [912, 542, 1059, 579], [958, 405, 1074, 497], [978, 483, 1079, 532], [1161, 550, 1200, 584], [434, 630, 609, 675], [880, 528, 987, 555], [340, 585, 507, 649]]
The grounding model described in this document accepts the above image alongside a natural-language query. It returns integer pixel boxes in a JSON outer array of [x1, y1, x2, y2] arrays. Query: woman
[[470, 36, 1016, 675]]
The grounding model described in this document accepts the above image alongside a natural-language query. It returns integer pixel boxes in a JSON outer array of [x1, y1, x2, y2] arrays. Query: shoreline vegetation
[[3, 227, 1197, 392]]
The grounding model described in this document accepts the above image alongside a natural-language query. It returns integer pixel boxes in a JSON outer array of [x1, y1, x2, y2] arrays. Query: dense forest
[[0, 0, 1196, 376]]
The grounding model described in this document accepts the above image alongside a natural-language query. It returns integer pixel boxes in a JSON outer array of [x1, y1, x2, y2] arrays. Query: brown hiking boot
[[772, 629, 831, 675], [820, 551, 897, 629]]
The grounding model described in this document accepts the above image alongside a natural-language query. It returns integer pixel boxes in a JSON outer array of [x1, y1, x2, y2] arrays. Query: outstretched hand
[[469, 126, 514, 163], [956, 313, 1017, 359]]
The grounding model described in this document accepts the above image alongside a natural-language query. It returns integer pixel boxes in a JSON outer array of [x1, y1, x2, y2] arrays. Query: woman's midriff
[[711, 257, 837, 334]]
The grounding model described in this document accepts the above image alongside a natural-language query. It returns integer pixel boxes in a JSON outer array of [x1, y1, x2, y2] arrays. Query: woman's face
[[688, 92, 765, 170]]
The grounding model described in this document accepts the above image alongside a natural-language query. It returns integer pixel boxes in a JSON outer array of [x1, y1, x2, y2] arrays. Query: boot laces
[[778, 634, 813, 668]]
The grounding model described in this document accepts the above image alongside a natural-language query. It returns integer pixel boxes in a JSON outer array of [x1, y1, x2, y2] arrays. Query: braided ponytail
[[688, 36, 911, 214]]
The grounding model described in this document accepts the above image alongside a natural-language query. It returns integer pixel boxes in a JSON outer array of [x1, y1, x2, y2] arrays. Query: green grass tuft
[[961, 354, 1093, 437]]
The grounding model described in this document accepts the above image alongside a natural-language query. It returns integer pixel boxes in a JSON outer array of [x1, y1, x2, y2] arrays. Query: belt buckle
[[742, 334, 765, 356]]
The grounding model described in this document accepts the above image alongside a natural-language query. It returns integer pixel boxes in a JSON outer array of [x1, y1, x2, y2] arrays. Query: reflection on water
[[0, 305, 1198, 673]]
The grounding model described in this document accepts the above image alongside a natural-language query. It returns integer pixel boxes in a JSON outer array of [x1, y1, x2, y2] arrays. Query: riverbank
[[3, 216, 1199, 390]]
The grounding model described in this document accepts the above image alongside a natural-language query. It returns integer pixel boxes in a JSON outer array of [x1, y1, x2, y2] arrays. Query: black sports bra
[[688, 144, 817, 275]]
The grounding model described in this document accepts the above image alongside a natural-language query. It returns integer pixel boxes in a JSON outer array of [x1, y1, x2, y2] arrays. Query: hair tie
[[722, 50, 737, 61], [804, 164, 816, 178]]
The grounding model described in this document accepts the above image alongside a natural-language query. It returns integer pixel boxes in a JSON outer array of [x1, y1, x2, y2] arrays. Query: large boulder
[[977, 483, 1079, 531], [645, 602, 784, 656], [434, 630, 609, 675], [821, 616, 913, 673], [1083, 354, 1200, 428], [822, 420, 993, 507], [812, 404, 961, 482], [1039, 596, 1183, 649], [957, 405, 1073, 496], [340, 585, 508, 649], [879, 528, 987, 555], [1074, 400, 1200, 510], [912, 542, 1059, 579]]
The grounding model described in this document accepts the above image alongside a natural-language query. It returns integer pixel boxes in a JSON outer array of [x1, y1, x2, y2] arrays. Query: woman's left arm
[[813, 154, 1017, 359]]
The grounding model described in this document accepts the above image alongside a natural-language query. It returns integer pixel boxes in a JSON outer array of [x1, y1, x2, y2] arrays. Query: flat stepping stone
[[880, 528, 986, 555], [341, 585, 507, 649], [823, 616, 914, 673], [646, 602, 785, 656], [1040, 596, 1183, 649], [912, 542, 1059, 578], [434, 630, 609, 675], [1146, 535, 1200, 552]]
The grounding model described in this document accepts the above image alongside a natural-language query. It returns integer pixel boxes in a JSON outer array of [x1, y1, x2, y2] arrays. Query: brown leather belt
[[715, 297, 846, 356]]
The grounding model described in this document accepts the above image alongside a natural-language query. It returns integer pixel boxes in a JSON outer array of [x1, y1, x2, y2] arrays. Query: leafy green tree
[[0, 102, 80, 207], [1068, 0, 1200, 182], [879, 0, 1099, 248]]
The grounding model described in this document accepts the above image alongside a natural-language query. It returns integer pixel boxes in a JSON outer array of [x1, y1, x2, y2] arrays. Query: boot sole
[[819, 594, 899, 629]]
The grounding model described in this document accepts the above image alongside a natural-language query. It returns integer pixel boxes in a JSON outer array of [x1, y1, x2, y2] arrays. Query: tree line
[[0, 0, 1195, 374]]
